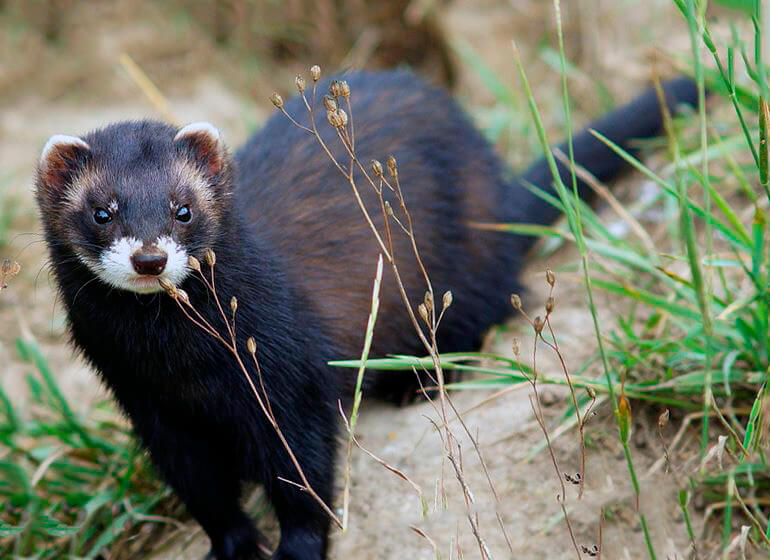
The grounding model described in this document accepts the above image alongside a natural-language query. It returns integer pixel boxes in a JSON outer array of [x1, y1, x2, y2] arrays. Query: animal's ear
[[174, 122, 225, 177], [37, 135, 92, 195]]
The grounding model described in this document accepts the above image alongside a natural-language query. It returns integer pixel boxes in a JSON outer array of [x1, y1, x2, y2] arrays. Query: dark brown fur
[[36, 70, 698, 559]]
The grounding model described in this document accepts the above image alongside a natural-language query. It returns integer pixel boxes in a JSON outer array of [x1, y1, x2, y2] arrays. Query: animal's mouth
[[127, 275, 164, 293]]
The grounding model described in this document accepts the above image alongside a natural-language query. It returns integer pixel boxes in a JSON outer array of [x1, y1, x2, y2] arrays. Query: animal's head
[[35, 120, 232, 294]]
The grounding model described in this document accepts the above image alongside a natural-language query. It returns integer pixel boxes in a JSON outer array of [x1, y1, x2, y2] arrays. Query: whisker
[[72, 276, 101, 307]]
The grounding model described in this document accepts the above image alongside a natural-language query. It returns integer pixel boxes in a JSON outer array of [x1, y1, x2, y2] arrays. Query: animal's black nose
[[131, 250, 168, 276]]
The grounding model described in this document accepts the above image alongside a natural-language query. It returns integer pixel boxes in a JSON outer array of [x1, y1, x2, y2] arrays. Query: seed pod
[[424, 290, 433, 310], [384, 200, 394, 216], [322, 94, 337, 112], [295, 75, 306, 93], [386, 155, 397, 176], [230, 296, 238, 314], [418, 303, 429, 323], [586, 386, 597, 399], [177, 289, 190, 305], [371, 159, 383, 176], [270, 92, 284, 109], [310, 65, 321, 82], [546, 268, 555, 287], [533, 315, 544, 334], [327, 109, 347, 128], [329, 80, 343, 98], [545, 296, 555, 314], [188, 256, 201, 272], [204, 248, 216, 267], [1, 259, 20, 276], [442, 290, 453, 310], [247, 337, 257, 354], [339, 80, 350, 98], [617, 393, 632, 445], [159, 277, 176, 295], [510, 293, 522, 310], [658, 409, 670, 429], [327, 110, 342, 128]]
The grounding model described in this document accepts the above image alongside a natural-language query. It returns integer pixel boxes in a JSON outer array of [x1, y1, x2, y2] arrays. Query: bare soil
[[0, 1, 712, 558]]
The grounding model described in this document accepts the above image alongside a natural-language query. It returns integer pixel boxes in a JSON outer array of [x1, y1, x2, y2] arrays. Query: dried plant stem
[[275, 68, 499, 555], [118, 53, 179, 125], [341, 254, 383, 530], [162, 265, 342, 529]]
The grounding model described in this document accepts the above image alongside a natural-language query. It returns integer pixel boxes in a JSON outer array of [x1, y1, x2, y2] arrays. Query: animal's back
[[235, 71, 515, 377]]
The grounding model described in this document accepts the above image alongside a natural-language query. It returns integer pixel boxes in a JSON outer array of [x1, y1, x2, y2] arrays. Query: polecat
[[35, 71, 697, 560]]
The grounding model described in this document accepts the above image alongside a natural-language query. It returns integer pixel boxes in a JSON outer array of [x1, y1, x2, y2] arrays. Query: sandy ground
[[0, 0, 714, 558]]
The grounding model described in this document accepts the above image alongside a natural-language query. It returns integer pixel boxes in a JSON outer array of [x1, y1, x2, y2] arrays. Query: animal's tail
[[507, 77, 699, 236]]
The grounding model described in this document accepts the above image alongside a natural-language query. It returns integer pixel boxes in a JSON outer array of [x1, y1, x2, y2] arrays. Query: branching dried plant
[[158, 251, 342, 530], [509, 271, 600, 557], [271, 66, 503, 556]]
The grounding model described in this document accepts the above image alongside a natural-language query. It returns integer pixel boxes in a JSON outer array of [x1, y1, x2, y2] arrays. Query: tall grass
[[0, 339, 191, 558]]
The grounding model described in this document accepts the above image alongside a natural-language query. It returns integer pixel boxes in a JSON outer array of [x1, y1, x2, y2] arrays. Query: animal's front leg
[[130, 408, 265, 560], [260, 396, 337, 560]]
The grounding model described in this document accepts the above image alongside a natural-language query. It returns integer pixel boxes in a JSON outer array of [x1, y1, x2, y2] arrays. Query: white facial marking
[[108, 199, 118, 213], [90, 236, 190, 294], [174, 122, 221, 144], [156, 236, 190, 285], [40, 134, 90, 165]]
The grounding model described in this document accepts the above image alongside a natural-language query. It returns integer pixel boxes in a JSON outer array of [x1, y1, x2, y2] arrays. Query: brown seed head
[[327, 109, 348, 128], [546, 268, 555, 287], [329, 80, 343, 98], [339, 80, 350, 98], [204, 248, 216, 267], [545, 296, 555, 314], [270, 92, 284, 109], [0, 259, 20, 291], [384, 200, 394, 216], [442, 290, 453, 310], [230, 296, 238, 314], [533, 315, 544, 334], [247, 337, 257, 355], [371, 159, 383, 176], [295, 75, 306, 93], [322, 95, 337, 112], [658, 409, 670, 429], [158, 277, 176, 295], [424, 290, 433, 310], [510, 293, 522, 310], [418, 303, 429, 324], [177, 289, 190, 305], [386, 155, 397, 176], [1, 259, 19, 276], [187, 255, 201, 272], [326, 110, 341, 128], [586, 386, 597, 399], [310, 65, 321, 82]]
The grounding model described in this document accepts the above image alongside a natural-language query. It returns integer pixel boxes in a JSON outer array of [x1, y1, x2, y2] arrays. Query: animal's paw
[[205, 523, 269, 560]]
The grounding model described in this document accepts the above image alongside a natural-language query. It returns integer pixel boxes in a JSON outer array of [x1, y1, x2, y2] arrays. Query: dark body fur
[[38, 71, 697, 559]]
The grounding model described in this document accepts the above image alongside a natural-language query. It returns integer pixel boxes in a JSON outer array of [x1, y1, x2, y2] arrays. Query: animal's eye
[[93, 208, 112, 225], [175, 205, 192, 223]]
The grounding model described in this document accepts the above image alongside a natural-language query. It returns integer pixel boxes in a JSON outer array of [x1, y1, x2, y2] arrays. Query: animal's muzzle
[[131, 247, 168, 276]]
